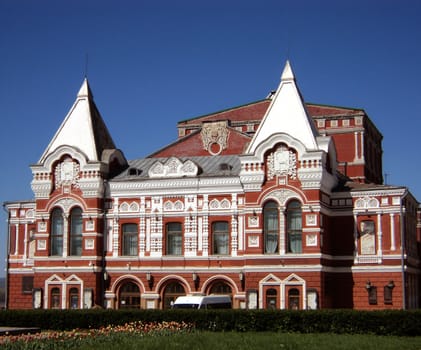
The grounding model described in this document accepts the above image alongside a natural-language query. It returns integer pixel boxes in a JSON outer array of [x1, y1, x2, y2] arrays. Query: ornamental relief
[[148, 157, 198, 178], [55, 158, 80, 188], [267, 145, 297, 180], [355, 197, 379, 209], [54, 198, 80, 214], [262, 189, 298, 206], [201, 121, 230, 155]]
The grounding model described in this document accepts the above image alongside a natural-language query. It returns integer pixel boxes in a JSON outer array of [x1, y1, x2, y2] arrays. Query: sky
[[0, 0, 420, 276]]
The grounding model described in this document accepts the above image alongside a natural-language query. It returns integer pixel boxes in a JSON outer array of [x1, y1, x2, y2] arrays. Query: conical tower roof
[[246, 61, 319, 154], [39, 78, 116, 163]]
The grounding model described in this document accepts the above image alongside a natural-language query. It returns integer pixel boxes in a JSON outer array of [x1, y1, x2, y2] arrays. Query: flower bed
[[0, 321, 194, 349]]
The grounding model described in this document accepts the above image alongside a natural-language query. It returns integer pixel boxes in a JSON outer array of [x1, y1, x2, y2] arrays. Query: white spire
[[39, 79, 115, 163], [246, 60, 319, 154]]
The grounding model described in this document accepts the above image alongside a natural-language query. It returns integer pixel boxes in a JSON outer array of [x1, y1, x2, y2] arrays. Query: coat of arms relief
[[267, 145, 297, 180], [54, 157, 80, 188], [201, 121, 229, 155]]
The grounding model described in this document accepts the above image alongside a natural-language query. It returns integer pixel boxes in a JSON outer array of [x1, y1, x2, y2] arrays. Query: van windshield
[[172, 303, 200, 309]]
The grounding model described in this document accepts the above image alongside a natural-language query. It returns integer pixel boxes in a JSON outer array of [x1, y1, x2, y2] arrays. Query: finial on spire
[[281, 60, 295, 81], [84, 53, 89, 78]]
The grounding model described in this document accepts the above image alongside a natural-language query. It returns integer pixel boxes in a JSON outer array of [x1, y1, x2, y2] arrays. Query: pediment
[[261, 273, 282, 283], [284, 273, 305, 283]]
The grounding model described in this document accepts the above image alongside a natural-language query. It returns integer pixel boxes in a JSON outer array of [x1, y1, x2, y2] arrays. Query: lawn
[[2, 331, 421, 350]]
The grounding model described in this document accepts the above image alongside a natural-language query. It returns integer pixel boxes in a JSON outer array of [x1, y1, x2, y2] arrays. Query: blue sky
[[1, 0, 420, 275]]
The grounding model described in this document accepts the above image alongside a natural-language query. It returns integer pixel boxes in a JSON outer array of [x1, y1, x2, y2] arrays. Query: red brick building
[[4, 61, 420, 310]]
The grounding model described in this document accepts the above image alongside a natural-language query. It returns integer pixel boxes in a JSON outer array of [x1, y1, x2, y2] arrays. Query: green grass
[[5, 331, 420, 350]]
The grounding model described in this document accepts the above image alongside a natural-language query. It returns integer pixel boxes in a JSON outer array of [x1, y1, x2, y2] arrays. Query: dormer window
[[128, 167, 142, 176]]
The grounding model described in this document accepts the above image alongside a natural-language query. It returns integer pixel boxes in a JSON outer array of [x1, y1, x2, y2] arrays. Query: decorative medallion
[[267, 145, 297, 180], [201, 121, 230, 155]]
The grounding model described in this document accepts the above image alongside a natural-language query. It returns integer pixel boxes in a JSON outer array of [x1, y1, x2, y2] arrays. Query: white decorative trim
[[355, 196, 379, 209], [55, 158, 80, 188], [248, 216, 259, 228], [37, 240, 46, 250], [306, 214, 317, 226], [148, 157, 198, 178], [267, 145, 297, 180], [248, 235, 259, 247], [38, 221, 47, 232], [306, 234, 317, 247], [164, 200, 185, 211], [85, 239, 94, 250], [209, 198, 231, 210]]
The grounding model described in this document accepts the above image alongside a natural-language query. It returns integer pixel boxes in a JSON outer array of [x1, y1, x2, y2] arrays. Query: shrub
[[0, 309, 420, 336]]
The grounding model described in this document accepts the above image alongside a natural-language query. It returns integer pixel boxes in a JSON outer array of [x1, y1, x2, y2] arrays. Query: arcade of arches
[[114, 278, 234, 309]]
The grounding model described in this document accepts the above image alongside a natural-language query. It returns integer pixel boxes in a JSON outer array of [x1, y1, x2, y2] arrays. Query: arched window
[[69, 207, 83, 256], [69, 287, 79, 309], [209, 281, 232, 295], [163, 282, 185, 309], [264, 201, 279, 254], [288, 288, 300, 309], [119, 282, 140, 309], [266, 288, 277, 309], [166, 222, 182, 255], [286, 200, 302, 253], [212, 221, 229, 255], [50, 208, 64, 256], [122, 223, 138, 256], [51, 287, 61, 309]]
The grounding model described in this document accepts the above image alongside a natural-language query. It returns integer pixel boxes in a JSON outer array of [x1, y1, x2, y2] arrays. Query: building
[[4, 61, 420, 310]]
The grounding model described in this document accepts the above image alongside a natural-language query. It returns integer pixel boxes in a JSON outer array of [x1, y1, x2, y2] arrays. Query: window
[[22, 276, 34, 294], [288, 288, 300, 309], [119, 282, 140, 309], [163, 282, 185, 309], [263, 201, 279, 253], [209, 281, 232, 295], [286, 200, 302, 253], [51, 287, 61, 309], [266, 288, 277, 309], [69, 287, 79, 309], [69, 207, 83, 256], [122, 223, 138, 256], [212, 221, 229, 255], [50, 208, 64, 256], [166, 222, 182, 255]]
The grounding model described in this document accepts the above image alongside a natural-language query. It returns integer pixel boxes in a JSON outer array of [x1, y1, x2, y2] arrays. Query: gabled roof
[[39, 78, 116, 163], [177, 99, 271, 126], [246, 61, 319, 153], [149, 125, 252, 158]]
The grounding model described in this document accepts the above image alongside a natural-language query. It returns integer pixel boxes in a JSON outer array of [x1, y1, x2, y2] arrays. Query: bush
[[0, 309, 420, 336]]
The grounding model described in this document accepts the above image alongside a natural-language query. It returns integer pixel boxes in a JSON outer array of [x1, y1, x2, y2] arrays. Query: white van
[[172, 294, 232, 309]]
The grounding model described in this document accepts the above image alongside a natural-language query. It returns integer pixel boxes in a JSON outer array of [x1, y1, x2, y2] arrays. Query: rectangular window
[[287, 201, 302, 253], [22, 276, 34, 294], [70, 208, 83, 256], [166, 222, 182, 255], [122, 223, 138, 256], [51, 208, 64, 256], [212, 221, 229, 255]]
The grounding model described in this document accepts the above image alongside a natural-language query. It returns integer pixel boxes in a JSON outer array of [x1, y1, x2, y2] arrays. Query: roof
[[39, 78, 116, 163], [113, 155, 241, 180], [247, 60, 319, 153]]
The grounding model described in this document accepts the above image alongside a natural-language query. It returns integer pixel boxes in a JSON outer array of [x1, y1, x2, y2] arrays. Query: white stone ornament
[[55, 158, 80, 187], [267, 146, 297, 180], [201, 121, 230, 155]]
